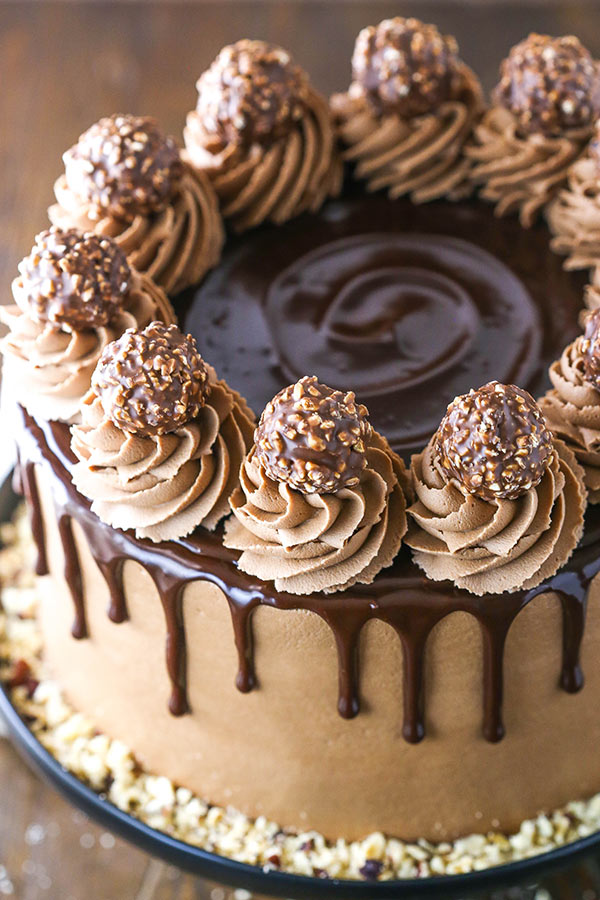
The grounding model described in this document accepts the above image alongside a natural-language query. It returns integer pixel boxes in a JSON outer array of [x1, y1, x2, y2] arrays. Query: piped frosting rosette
[[467, 34, 600, 227], [184, 40, 341, 232], [71, 323, 255, 541], [546, 128, 600, 270], [49, 114, 224, 295], [224, 376, 407, 594], [540, 311, 600, 502], [0, 228, 174, 424], [331, 17, 484, 203], [406, 382, 586, 595]]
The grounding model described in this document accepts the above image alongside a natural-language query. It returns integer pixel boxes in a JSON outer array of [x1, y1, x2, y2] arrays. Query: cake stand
[[2, 472, 600, 900]]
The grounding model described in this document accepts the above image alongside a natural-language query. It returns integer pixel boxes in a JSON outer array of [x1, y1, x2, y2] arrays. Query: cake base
[[3, 503, 600, 895], [13, 409, 600, 844]]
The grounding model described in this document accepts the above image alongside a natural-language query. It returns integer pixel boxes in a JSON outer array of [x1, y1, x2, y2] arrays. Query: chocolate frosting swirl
[[467, 106, 591, 227], [224, 431, 407, 594], [405, 437, 586, 595], [49, 165, 223, 295], [0, 270, 174, 425], [540, 337, 600, 502], [184, 87, 342, 232], [546, 156, 600, 270], [330, 64, 483, 204], [71, 370, 255, 541]]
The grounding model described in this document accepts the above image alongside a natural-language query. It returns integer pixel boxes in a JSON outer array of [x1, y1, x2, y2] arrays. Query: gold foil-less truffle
[[255, 376, 372, 494], [581, 308, 600, 390], [195, 39, 310, 145], [495, 33, 600, 136], [435, 381, 554, 501], [91, 322, 210, 437], [16, 227, 131, 332], [63, 114, 183, 221], [351, 17, 460, 117]]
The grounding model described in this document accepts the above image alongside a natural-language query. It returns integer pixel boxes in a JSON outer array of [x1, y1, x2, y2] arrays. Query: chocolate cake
[[6, 19, 600, 863]]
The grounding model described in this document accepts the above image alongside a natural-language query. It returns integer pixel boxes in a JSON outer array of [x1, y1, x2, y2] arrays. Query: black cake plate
[[2, 470, 600, 900]]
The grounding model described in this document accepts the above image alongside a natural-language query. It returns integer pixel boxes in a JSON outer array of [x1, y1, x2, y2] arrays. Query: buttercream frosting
[[1, 270, 174, 424], [405, 437, 586, 595], [49, 165, 223, 295], [224, 431, 407, 595], [540, 336, 600, 502], [184, 87, 341, 232], [467, 106, 590, 227], [331, 64, 483, 203], [546, 156, 600, 270], [71, 370, 255, 541]]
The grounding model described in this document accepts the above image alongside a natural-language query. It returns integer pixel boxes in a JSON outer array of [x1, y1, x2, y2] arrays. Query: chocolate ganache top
[[179, 187, 587, 458]]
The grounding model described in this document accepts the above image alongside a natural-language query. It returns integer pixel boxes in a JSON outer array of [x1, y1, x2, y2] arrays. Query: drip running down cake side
[[6, 17, 600, 876]]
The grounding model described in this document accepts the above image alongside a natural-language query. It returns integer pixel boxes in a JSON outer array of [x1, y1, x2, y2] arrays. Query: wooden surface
[[3, 2, 600, 897]]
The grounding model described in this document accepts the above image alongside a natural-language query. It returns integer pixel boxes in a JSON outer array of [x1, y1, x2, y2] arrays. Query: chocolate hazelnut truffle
[[581, 308, 600, 390], [17, 227, 131, 332], [495, 33, 600, 136], [435, 381, 554, 501], [64, 114, 183, 221], [351, 17, 460, 117], [196, 39, 309, 145], [255, 376, 372, 494], [92, 322, 210, 437]]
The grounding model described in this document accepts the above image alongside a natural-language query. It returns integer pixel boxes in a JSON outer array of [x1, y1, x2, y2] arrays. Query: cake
[[6, 20, 600, 876]]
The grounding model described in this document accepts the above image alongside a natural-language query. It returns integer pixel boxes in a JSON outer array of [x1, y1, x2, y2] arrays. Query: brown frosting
[[467, 106, 590, 227], [224, 430, 407, 595], [331, 64, 483, 204], [49, 164, 223, 295], [0, 269, 174, 424], [406, 437, 586, 595], [184, 86, 342, 233], [546, 156, 600, 270], [585, 266, 600, 311], [540, 336, 600, 502], [71, 368, 255, 541]]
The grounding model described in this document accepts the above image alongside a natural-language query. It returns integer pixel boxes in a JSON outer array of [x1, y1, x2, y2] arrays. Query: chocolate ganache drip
[[15, 406, 599, 741]]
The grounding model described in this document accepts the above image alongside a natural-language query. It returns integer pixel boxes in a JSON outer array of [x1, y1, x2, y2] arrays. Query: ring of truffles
[[196, 39, 310, 145], [494, 33, 600, 135], [581, 308, 600, 390], [434, 381, 554, 501], [254, 376, 372, 494], [17, 227, 131, 331], [91, 322, 210, 437], [64, 114, 183, 221], [351, 17, 460, 117]]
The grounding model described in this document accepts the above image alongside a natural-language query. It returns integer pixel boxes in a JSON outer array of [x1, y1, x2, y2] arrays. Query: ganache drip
[[16, 407, 597, 744]]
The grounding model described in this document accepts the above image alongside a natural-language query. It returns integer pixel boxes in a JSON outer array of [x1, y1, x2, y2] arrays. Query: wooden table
[[3, 2, 600, 897]]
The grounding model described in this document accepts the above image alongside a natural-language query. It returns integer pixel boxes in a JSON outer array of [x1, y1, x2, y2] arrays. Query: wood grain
[[3, 3, 600, 897]]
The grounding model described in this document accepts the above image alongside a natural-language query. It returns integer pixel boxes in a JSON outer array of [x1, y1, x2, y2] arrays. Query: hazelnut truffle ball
[[64, 114, 183, 221], [196, 39, 309, 145], [17, 227, 131, 332], [351, 17, 460, 117], [581, 308, 600, 390], [494, 33, 600, 136], [435, 381, 554, 501], [255, 376, 372, 494], [92, 322, 210, 437]]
